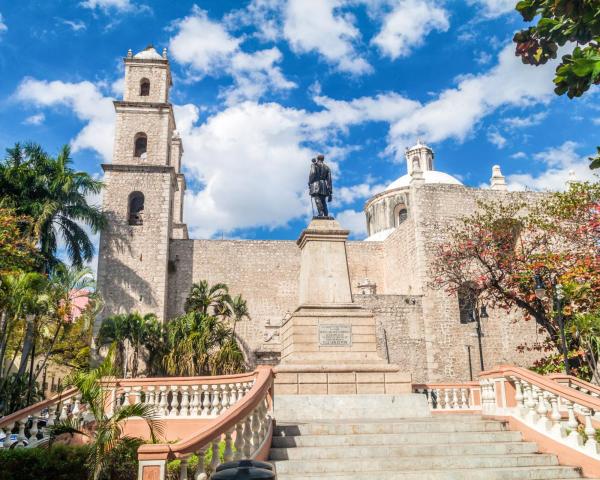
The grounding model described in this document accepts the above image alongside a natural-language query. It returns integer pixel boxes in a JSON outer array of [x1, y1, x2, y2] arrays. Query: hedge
[[0, 445, 88, 480]]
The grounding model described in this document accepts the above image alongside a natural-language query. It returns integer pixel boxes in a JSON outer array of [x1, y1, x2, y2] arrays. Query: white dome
[[385, 170, 462, 192], [134, 47, 163, 60], [364, 228, 395, 242]]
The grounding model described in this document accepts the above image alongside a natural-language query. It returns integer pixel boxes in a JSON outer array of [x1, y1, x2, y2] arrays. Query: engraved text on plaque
[[319, 324, 352, 346]]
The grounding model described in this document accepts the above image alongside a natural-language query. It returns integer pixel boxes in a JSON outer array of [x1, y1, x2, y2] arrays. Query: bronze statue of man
[[308, 154, 332, 218]]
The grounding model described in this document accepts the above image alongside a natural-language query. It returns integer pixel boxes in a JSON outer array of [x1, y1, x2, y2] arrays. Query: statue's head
[[317, 154, 325, 162], [311, 158, 316, 163]]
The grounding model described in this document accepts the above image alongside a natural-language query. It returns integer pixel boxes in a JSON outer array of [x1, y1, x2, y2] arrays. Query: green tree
[[51, 351, 162, 480], [512, 0, 600, 168], [0, 143, 105, 271], [184, 280, 230, 315], [0, 206, 40, 275], [96, 312, 160, 378]]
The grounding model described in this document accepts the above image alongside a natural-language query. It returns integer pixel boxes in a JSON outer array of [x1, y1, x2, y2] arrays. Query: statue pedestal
[[275, 218, 411, 396]]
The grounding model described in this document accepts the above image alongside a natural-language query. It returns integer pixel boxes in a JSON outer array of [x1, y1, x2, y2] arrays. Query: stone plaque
[[319, 324, 352, 346]]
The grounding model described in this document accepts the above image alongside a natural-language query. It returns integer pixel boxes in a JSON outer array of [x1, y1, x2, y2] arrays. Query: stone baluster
[[230, 383, 239, 405], [194, 444, 210, 480], [233, 421, 245, 460], [179, 456, 189, 480], [223, 429, 234, 462], [180, 386, 190, 417], [513, 378, 525, 416], [250, 407, 261, 449], [433, 388, 441, 410], [564, 400, 582, 447], [210, 385, 220, 416], [190, 385, 200, 416], [3, 422, 15, 448], [242, 414, 252, 458], [583, 407, 598, 454], [443, 389, 450, 410], [29, 413, 40, 443], [523, 382, 537, 423], [220, 384, 230, 413], [210, 437, 221, 472], [169, 385, 180, 417], [201, 385, 211, 417], [548, 393, 562, 435], [158, 386, 168, 416], [133, 386, 143, 405], [459, 388, 468, 409], [451, 388, 459, 409], [535, 388, 548, 427], [16, 419, 27, 447], [123, 387, 132, 406], [59, 398, 70, 421], [145, 386, 155, 407], [72, 395, 82, 419], [423, 389, 432, 410]]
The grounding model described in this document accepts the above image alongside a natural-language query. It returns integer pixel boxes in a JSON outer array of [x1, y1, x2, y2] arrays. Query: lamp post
[[534, 274, 570, 375], [469, 304, 489, 371]]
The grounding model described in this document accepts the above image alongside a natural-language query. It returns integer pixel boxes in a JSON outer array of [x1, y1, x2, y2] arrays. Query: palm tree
[[51, 351, 162, 480], [229, 294, 250, 337], [96, 314, 130, 377], [97, 312, 160, 378], [0, 142, 105, 272], [184, 280, 230, 315]]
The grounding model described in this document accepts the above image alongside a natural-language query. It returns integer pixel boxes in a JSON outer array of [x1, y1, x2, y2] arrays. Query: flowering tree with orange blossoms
[[432, 181, 599, 374]]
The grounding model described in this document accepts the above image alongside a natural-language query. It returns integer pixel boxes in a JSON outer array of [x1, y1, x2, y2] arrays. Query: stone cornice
[[102, 163, 175, 175], [114, 100, 172, 111]]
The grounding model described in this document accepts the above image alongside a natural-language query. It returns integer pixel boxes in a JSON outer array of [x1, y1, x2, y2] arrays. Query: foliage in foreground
[[0, 445, 89, 480], [51, 351, 162, 480], [432, 181, 600, 378], [512, 0, 600, 168]]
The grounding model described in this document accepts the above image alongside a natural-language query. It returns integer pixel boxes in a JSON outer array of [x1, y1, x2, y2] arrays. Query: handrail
[[137, 366, 274, 480], [480, 365, 600, 412], [0, 387, 78, 429], [549, 374, 600, 397], [114, 371, 257, 388], [413, 382, 481, 411]]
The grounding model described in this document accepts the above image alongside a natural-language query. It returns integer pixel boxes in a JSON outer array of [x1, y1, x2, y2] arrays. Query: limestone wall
[[123, 60, 170, 103], [410, 184, 547, 381]]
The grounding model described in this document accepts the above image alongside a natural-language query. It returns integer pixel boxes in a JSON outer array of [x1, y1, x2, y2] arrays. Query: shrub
[[0, 445, 88, 480]]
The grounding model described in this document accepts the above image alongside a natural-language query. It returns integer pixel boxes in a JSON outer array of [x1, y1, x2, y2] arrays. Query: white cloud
[[335, 182, 387, 205], [511, 151, 527, 159], [169, 6, 295, 103], [23, 113, 45, 125], [506, 141, 598, 191], [0, 13, 7, 32], [15, 78, 115, 161], [487, 128, 507, 149], [224, 0, 283, 42], [475, 51, 492, 65], [592, 118, 600, 126], [283, 0, 371, 74], [468, 0, 515, 18], [385, 43, 556, 158], [502, 111, 548, 129], [79, 0, 147, 12], [63, 19, 86, 31], [371, 0, 450, 59], [336, 209, 368, 238]]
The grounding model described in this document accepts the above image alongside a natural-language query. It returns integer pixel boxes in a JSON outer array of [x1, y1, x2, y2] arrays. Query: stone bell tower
[[95, 45, 186, 332]]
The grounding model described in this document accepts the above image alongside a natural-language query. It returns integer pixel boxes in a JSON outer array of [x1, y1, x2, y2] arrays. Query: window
[[140, 78, 150, 96], [398, 208, 408, 225], [458, 282, 478, 324], [134, 133, 147, 158], [128, 191, 144, 225]]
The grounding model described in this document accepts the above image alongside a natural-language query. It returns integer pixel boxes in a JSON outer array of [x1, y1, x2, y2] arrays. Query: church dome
[[134, 45, 163, 60], [384, 170, 463, 192]]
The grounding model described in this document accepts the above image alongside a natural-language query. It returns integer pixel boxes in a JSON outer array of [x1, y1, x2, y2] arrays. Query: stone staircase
[[270, 415, 591, 479]]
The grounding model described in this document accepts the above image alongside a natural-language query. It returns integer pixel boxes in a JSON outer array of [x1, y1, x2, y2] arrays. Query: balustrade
[[413, 383, 480, 411]]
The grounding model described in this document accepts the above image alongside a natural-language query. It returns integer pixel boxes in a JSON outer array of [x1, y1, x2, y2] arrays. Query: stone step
[[270, 430, 523, 448], [269, 441, 540, 460], [273, 453, 559, 474], [274, 465, 584, 480], [273, 419, 507, 436]]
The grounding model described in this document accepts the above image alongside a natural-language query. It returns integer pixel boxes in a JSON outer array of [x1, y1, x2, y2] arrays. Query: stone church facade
[[96, 47, 544, 382]]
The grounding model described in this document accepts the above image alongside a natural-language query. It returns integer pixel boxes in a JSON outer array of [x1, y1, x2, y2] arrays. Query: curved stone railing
[[0, 387, 83, 448], [415, 366, 600, 476], [107, 372, 257, 418], [137, 366, 274, 480], [413, 382, 481, 411]]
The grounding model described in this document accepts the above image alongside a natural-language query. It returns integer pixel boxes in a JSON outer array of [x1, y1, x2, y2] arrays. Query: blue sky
[[0, 0, 598, 253]]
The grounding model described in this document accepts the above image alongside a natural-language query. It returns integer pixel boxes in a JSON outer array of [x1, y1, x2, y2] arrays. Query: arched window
[[398, 208, 408, 225], [128, 191, 144, 226], [393, 203, 408, 227], [134, 133, 147, 159], [458, 282, 478, 324], [140, 78, 150, 96]]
